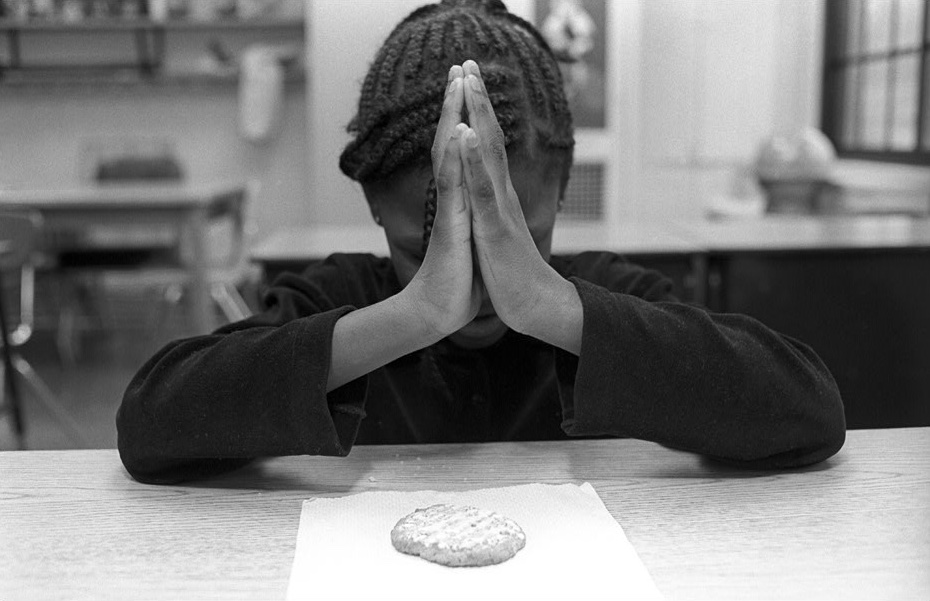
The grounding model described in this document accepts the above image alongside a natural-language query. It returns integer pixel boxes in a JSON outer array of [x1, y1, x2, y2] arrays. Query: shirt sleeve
[[553, 253, 846, 469], [115, 256, 383, 484]]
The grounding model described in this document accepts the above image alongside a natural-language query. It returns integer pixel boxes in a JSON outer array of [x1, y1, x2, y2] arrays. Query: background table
[[671, 216, 930, 430], [250, 216, 930, 429], [250, 221, 705, 301], [0, 180, 247, 334], [1, 427, 928, 600]]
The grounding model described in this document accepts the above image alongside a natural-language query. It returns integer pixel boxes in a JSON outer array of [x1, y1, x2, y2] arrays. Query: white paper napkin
[[286, 482, 662, 600]]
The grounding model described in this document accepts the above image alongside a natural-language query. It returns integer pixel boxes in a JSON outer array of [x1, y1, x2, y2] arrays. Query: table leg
[[186, 208, 213, 334], [689, 253, 709, 306]]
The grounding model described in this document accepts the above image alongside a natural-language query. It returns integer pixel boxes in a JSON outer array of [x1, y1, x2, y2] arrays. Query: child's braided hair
[[340, 0, 575, 253]]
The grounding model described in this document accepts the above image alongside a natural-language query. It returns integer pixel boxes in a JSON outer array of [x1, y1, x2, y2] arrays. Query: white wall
[[0, 0, 310, 241], [0, 87, 309, 238], [305, 0, 826, 226], [631, 0, 825, 222]]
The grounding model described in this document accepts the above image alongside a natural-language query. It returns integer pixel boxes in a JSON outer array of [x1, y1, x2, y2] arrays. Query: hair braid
[[422, 178, 437, 255], [500, 27, 548, 119], [426, 18, 449, 64], [481, 13, 512, 59], [375, 29, 414, 100], [462, 12, 492, 53], [401, 24, 431, 89], [450, 17, 467, 55], [341, 0, 575, 251]]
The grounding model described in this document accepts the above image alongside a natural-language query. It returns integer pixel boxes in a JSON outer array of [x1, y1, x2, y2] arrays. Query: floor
[[0, 280, 247, 451]]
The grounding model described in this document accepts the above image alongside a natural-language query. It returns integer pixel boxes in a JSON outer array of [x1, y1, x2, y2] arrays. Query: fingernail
[[465, 128, 479, 148], [467, 75, 481, 91], [447, 77, 458, 93]]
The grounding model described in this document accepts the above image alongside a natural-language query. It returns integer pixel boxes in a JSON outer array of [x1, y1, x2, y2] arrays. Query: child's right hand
[[401, 66, 482, 340]]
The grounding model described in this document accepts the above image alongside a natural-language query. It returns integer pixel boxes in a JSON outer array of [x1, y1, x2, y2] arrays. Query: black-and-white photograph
[[1, 1, 928, 599]]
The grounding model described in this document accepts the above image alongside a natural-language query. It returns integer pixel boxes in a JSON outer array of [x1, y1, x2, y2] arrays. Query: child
[[117, 0, 845, 484]]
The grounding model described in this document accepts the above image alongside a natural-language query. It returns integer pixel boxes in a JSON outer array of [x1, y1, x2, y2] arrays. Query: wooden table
[[250, 221, 701, 262], [250, 221, 706, 300], [1, 428, 927, 600], [0, 180, 247, 334], [670, 214, 930, 254]]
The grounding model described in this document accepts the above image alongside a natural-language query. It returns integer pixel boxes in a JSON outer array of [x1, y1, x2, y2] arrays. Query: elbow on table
[[115, 397, 169, 484], [808, 384, 847, 464], [792, 367, 847, 466], [114, 387, 206, 485], [733, 383, 847, 470], [116, 407, 252, 485]]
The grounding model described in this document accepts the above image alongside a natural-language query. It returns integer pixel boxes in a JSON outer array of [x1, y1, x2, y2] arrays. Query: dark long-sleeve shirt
[[116, 252, 846, 483]]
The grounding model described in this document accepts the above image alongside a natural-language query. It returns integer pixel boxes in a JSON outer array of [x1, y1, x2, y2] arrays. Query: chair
[[54, 179, 259, 360], [0, 210, 88, 449], [156, 179, 259, 326], [51, 149, 186, 362]]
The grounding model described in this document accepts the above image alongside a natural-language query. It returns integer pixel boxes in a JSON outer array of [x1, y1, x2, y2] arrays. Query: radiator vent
[[560, 162, 604, 221]]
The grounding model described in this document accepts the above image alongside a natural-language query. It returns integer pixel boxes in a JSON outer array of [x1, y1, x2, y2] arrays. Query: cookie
[[390, 503, 526, 567]]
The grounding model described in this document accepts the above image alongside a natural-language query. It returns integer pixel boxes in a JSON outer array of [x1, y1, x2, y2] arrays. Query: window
[[821, 0, 929, 164]]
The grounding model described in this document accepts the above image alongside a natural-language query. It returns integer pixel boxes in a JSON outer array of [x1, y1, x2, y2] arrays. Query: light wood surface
[[250, 221, 702, 263], [1, 428, 928, 600], [0, 180, 244, 212], [250, 216, 930, 266], [672, 215, 930, 253]]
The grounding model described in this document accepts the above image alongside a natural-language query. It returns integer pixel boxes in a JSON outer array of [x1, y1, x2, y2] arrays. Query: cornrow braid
[[340, 0, 575, 254], [422, 178, 437, 256], [500, 26, 548, 119]]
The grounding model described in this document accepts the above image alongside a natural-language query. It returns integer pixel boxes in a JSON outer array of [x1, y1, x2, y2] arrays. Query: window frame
[[821, 0, 930, 165]]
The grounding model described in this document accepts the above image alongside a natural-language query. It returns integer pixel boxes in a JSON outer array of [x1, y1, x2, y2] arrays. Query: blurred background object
[[754, 127, 838, 214], [1, 210, 88, 449]]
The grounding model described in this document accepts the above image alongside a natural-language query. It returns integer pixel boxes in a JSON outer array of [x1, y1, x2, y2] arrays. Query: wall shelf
[[0, 69, 305, 89], [0, 17, 304, 32], [0, 17, 304, 87]]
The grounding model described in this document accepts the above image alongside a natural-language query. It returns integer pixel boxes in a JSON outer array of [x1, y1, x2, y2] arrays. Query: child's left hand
[[458, 60, 582, 354]]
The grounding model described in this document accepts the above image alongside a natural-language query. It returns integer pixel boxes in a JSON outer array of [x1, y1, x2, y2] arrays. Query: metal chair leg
[[13, 356, 90, 447], [0, 269, 26, 449], [0, 364, 25, 450], [211, 283, 251, 323]]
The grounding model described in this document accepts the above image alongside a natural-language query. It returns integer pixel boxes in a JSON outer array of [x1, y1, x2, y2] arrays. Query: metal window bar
[[918, 0, 930, 149], [822, 0, 930, 164], [884, 0, 899, 150]]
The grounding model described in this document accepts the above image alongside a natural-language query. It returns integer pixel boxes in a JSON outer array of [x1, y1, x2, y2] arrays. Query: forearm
[[560, 279, 846, 468], [118, 309, 365, 483], [328, 289, 443, 391]]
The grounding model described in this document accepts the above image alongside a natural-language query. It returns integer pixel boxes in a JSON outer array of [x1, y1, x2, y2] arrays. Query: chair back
[[0, 210, 42, 271]]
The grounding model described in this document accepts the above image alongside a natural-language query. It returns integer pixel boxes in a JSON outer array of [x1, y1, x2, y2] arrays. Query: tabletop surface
[[251, 216, 930, 263], [1, 428, 928, 600], [250, 222, 703, 262], [0, 179, 246, 210], [672, 214, 930, 253]]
